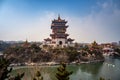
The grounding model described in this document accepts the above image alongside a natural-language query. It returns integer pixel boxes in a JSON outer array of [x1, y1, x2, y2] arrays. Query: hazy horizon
[[0, 0, 120, 43]]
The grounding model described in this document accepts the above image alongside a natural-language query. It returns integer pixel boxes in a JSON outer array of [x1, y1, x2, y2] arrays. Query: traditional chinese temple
[[44, 15, 74, 47]]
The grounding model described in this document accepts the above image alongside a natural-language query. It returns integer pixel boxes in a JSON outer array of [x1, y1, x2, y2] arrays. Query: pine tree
[[9, 73, 24, 80], [0, 58, 12, 80], [99, 77, 105, 80], [33, 71, 43, 80], [56, 62, 73, 80], [0, 57, 24, 80], [99, 77, 110, 80]]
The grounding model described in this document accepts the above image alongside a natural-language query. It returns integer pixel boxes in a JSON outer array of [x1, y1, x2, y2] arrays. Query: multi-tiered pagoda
[[44, 15, 74, 47]]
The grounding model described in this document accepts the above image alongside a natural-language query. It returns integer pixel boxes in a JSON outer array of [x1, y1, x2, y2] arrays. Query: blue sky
[[0, 0, 120, 43]]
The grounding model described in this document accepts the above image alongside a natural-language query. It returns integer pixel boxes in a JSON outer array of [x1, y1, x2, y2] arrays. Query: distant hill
[[0, 40, 11, 52]]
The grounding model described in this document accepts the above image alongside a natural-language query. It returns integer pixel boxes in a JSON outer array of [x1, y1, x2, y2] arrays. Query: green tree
[[99, 77, 105, 80], [0, 57, 24, 80], [33, 71, 43, 80], [99, 77, 110, 80], [31, 43, 41, 53], [56, 62, 73, 80], [9, 73, 24, 80], [0, 58, 12, 80]]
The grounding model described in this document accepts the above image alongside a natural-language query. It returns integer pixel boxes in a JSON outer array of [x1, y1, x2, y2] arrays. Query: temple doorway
[[59, 41, 62, 45]]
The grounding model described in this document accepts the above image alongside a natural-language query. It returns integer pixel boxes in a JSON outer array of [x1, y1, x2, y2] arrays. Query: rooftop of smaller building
[[44, 38, 51, 41], [67, 38, 74, 41]]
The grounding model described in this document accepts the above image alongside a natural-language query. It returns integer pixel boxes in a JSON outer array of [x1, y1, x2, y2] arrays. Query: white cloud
[[66, 1, 120, 43], [0, 1, 120, 43]]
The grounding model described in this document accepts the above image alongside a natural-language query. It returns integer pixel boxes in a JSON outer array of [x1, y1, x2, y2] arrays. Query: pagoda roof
[[51, 25, 68, 28], [52, 19, 67, 23], [50, 33, 69, 38], [50, 33, 69, 36], [67, 38, 74, 41], [44, 38, 51, 41], [22, 39, 30, 47], [52, 15, 67, 23]]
